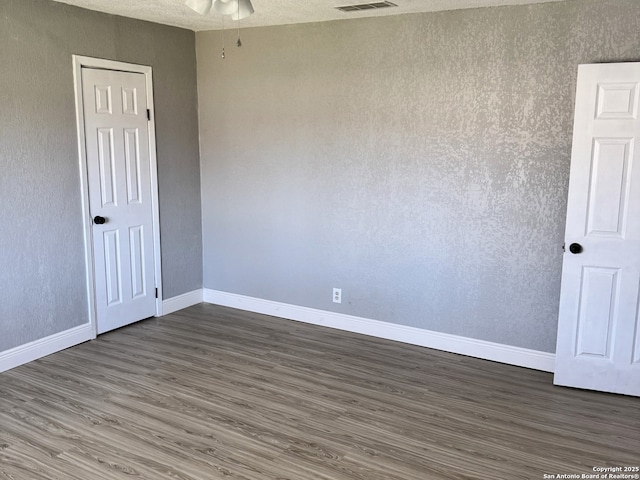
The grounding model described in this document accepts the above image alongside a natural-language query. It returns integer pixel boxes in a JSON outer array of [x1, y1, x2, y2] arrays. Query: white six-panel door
[[81, 67, 157, 334], [555, 63, 640, 396]]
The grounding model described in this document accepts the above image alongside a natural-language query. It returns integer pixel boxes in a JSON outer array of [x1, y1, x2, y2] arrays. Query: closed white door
[[81, 67, 157, 334], [555, 63, 640, 396]]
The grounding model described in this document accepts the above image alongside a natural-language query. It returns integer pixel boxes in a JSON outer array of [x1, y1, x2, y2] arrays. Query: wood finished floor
[[1, 304, 638, 479]]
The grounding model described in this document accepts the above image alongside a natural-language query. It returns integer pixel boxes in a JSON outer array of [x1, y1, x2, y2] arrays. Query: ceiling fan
[[185, 0, 254, 20]]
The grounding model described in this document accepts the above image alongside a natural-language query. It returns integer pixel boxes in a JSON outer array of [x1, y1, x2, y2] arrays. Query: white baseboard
[[0, 289, 203, 373], [0, 290, 555, 374], [203, 289, 555, 372], [0, 323, 93, 373], [162, 289, 203, 315]]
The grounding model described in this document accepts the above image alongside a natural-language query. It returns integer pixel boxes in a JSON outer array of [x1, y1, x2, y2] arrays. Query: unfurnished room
[[1, 0, 639, 478]]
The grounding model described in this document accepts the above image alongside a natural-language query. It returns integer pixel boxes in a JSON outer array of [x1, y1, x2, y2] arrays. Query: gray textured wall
[[198, 0, 640, 353], [0, 0, 202, 351]]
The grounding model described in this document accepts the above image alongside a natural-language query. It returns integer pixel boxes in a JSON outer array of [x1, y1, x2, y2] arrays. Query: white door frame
[[72, 55, 163, 338]]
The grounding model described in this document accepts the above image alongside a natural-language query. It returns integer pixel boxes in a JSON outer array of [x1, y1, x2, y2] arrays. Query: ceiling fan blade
[[230, 0, 254, 20], [185, 0, 213, 15], [213, 0, 238, 16]]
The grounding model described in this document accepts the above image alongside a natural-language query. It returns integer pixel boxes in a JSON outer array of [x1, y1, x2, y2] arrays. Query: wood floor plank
[[1, 303, 639, 479]]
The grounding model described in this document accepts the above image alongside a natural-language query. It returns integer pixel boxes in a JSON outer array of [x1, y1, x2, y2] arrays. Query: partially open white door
[[555, 63, 640, 396], [80, 66, 159, 334]]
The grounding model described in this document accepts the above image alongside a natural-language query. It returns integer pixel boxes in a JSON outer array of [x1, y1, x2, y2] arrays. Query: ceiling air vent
[[336, 1, 398, 13]]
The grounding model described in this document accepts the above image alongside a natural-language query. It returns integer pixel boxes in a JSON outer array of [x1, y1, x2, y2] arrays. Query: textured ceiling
[[50, 0, 568, 31]]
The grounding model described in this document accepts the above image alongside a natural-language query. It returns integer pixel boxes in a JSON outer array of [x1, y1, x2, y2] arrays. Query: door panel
[[124, 129, 142, 204], [81, 68, 156, 334], [129, 225, 146, 299], [575, 266, 617, 358], [97, 128, 116, 207], [555, 63, 640, 396], [586, 138, 632, 236], [634, 299, 640, 364], [596, 82, 638, 119]]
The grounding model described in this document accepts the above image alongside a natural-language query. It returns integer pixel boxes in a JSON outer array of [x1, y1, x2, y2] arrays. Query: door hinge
[[147, 109, 151, 121], [155, 287, 158, 299]]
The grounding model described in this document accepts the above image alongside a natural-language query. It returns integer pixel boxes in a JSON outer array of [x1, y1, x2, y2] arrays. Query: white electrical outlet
[[333, 288, 342, 304]]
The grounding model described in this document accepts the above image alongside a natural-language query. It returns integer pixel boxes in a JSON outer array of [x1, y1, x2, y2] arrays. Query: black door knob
[[569, 243, 583, 254], [93, 216, 106, 225]]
